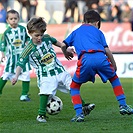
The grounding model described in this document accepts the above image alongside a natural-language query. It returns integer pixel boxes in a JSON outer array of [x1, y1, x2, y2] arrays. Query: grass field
[[0, 78, 133, 133]]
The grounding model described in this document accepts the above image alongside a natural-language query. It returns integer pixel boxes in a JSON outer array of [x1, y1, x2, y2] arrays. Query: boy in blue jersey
[[63, 10, 133, 122]]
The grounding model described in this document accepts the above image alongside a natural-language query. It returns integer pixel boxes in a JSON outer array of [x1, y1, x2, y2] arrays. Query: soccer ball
[[46, 95, 63, 115]]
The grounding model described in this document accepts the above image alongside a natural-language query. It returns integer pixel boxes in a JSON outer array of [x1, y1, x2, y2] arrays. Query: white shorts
[[1, 72, 30, 81], [38, 71, 72, 95]]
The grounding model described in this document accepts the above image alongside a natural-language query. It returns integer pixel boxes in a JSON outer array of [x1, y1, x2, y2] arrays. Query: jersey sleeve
[[44, 34, 57, 44], [50, 36, 57, 44], [100, 31, 108, 48], [17, 43, 32, 68], [63, 32, 74, 47], [0, 33, 6, 52]]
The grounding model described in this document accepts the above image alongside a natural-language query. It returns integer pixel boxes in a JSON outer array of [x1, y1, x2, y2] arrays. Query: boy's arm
[[11, 66, 22, 85], [0, 34, 6, 62], [54, 41, 74, 60], [105, 47, 117, 71]]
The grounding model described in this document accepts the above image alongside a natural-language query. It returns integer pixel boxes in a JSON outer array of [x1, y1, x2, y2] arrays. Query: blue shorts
[[72, 52, 116, 83]]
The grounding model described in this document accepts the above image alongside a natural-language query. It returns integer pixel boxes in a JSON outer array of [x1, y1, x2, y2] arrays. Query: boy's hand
[[61, 44, 75, 60], [11, 77, 18, 85], [0, 56, 5, 62], [65, 47, 75, 60], [0, 52, 5, 62]]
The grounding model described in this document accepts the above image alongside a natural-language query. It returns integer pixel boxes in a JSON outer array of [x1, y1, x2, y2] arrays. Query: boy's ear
[[97, 21, 101, 29], [6, 19, 9, 23], [28, 31, 31, 35]]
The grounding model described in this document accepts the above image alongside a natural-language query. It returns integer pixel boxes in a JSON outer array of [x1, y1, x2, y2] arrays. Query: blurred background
[[0, 0, 133, 78], [0, 0, 133, 24]]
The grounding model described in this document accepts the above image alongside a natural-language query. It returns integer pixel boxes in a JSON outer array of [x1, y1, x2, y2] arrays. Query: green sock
[[0, 78, 7, 94], [38, 94, 49, 116], [22, 81, 30, 95]]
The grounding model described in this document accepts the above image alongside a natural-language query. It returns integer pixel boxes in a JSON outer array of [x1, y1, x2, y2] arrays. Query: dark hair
[[6, 9, 19, 19], [83, 10, 101, 29], [27, 17, 47, 33]]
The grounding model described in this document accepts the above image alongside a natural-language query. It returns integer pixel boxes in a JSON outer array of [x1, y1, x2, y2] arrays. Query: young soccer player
[[0, 9, 31, 101], [11, 17, 95, 123], [63, 10, 133, 122]]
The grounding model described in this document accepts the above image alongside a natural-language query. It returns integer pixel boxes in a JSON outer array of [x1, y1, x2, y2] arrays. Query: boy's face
[[30, 31, 44, 45], [6, 13, 19, 28]]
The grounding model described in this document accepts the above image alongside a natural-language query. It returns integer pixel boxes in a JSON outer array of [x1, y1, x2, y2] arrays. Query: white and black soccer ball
[[46, 95, 63, 115]]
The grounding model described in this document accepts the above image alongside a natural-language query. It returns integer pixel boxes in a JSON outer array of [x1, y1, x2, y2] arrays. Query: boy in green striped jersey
[[11, 17, 95, 123], [0, 9, 31, 101]]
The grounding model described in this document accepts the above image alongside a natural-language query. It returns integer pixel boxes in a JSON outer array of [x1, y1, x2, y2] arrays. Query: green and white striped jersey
[[0, 25, 31, 73], [17, 34, 65, 78]]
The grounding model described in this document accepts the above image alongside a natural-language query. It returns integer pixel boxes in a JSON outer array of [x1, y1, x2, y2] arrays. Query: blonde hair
[[27, 17, 47, 33]]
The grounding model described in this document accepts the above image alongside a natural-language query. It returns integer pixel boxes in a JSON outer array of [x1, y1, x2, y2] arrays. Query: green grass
[[0, 78, 133, 133]]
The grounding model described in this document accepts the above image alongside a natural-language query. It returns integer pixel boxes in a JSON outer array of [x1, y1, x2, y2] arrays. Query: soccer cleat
[[36, 115, 47, 123], [71, 114, 84, 122], [119, 105, 133, 115], [20, 95, 30, 101], [82, 103, 95, 116]]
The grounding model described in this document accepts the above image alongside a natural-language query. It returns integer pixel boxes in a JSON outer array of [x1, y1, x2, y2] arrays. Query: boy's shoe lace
[[71, 114, 84, 122], [82, 103, 95, 116], [119, 105, 133, 115], [36, 115, 48, 123]]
